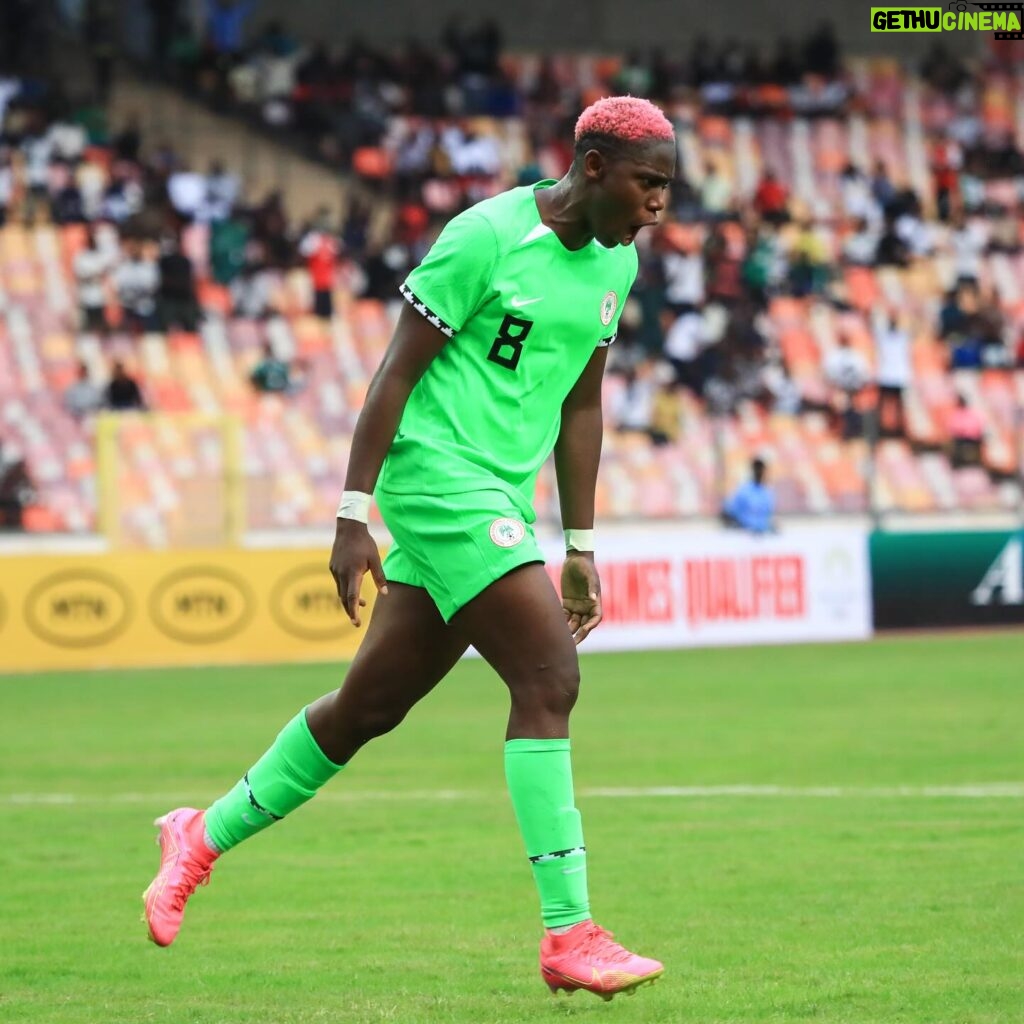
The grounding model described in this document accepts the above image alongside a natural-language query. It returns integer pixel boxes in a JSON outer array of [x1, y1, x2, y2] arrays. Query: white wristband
[[337, 490, 371, 523], [564, 528, 595, 553]]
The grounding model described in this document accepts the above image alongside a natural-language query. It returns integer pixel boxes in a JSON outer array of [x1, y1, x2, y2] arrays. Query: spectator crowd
[[1, 7, 1023, 529]]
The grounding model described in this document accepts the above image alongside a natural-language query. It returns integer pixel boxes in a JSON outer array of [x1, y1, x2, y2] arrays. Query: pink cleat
[[142, 807, 218, 946], [540, 920, 663, 1000]]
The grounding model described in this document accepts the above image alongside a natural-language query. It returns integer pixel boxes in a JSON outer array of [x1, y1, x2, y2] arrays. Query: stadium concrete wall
[[244, 0, 984, 57]]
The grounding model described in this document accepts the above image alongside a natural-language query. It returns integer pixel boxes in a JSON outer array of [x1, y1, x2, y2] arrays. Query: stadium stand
[[1, 34, 1023, 538]]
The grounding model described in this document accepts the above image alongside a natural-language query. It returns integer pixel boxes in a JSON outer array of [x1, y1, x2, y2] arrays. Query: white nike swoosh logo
[[510, 296, 543, 307], [561, 866, 586, 875]]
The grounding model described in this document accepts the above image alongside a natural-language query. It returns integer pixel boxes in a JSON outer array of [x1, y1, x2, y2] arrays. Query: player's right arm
[[330, 208, 497, 626], [330, 304, 450, 626]]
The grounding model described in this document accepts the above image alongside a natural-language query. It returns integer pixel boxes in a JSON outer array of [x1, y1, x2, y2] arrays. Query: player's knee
[[509, 658, 580, 717]]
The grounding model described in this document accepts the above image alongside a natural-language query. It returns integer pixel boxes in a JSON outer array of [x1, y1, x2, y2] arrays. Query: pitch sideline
[[5, 782, 1024, 806]]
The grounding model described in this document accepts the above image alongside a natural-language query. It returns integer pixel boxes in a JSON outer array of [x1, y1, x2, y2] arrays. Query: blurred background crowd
[[0, 0, 1022, 541]]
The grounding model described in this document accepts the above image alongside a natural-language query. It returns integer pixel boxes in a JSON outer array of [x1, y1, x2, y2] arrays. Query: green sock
[[205, 709, 344, 853], [504, 738, 590, 928]]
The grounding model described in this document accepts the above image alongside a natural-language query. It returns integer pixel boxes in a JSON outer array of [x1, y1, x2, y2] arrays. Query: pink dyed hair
[[574, 96, 674, 145]]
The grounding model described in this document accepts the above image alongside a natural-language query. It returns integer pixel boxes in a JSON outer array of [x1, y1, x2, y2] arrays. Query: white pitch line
[[584, 784, 1024, 799], [4, 783, 1024, 807]]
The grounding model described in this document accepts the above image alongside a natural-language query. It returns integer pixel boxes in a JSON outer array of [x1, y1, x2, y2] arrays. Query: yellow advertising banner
[[0, 549, 381, 673]]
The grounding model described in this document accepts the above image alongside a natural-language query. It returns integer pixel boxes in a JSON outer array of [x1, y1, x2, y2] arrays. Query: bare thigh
[[306, 582, 470, 763], [451, 563, 580, 741]]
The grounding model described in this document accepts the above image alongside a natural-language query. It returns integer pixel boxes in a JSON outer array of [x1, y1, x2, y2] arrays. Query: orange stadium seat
[[844, 267, 880, 311], [698, 117, 733, 148], [21, 504, 63, 532], [198, 280, 233, 316], [352, 147, 392, 180]]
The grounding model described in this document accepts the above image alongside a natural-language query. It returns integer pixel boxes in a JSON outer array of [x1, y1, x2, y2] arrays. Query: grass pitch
[[2, 633, 1023, 1023]]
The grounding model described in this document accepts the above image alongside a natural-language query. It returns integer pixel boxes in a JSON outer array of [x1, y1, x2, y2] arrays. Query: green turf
[[2, 633, 1023, 1023]]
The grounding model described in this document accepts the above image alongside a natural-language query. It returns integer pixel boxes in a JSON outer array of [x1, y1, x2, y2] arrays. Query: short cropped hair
[[574, 96, 675, 157]]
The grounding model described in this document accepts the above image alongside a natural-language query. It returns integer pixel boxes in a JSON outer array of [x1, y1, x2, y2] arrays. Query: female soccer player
[[144, 95, 676, 1001]]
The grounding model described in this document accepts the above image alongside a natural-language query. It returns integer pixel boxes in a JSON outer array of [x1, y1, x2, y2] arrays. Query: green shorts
[[376, 489, 544, 622]]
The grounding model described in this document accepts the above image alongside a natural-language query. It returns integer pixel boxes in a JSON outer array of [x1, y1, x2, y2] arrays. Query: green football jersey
[[378, 180, 638, 510]]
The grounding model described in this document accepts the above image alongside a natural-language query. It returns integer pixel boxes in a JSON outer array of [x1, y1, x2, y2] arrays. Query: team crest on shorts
[[489, 517, 525, 547], [600, 290, 618, 326]]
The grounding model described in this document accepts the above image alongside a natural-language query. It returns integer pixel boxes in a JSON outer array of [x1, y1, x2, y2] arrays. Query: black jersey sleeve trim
[[597, 332, 617, 348]]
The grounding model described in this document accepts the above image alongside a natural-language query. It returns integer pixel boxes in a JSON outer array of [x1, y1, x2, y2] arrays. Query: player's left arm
[[554, 345, 608, 645]]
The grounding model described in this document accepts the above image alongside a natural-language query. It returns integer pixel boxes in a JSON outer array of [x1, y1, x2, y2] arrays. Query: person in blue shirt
[[206, 0, 255, 57], [722, 457, 776, 534]]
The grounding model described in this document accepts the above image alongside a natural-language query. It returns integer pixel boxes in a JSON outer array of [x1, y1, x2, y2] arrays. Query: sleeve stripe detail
[[399, 282, 456, 338], [597, 333, 617, 348]]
